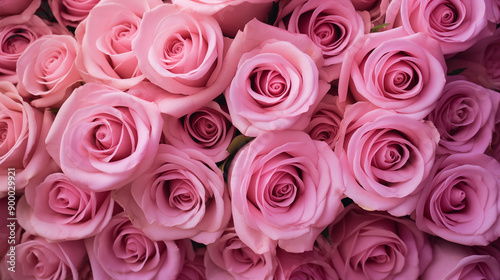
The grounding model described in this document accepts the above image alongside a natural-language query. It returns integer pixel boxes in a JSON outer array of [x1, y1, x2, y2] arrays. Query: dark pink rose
[[229, 130, 345, 254], [17, 172, 115, 241], [428, 79, 499, 155], [0, 0, 40, 21], [45, 83, 163, 191], [274, 247, 339, 280], [304, 93, 344, 149], [327, 204, 432, 280], [335, 102, 439, 216], [17, 34, 82, 108], [351, 0, 392, 27], [204, 225, 277, 280], [276, 0, 366, 80], [385, 0, 497, 55], [339, 27, 447, 119], [224, 19, 329, 136], [113, 144, 230, 244], [49, 0, 100, 28], [163, 101, 235, 163], [415, 153, 500, 246], [0, 82, 56, 197], [177, 247, 206, 280], [86, 213, 186, 280]]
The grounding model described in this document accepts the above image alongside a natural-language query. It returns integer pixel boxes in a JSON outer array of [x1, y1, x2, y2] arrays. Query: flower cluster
[[1, 0, 500, 279]]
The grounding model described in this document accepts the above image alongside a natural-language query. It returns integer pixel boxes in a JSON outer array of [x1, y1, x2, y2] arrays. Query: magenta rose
[[229, 130, 345, 254], [162, 101, 235, 163], [49, 0, 100, 28], [204, 225, 277, 280], [224, 19, 329, 136], [336, 102, 439, 216], [45, 83, 163, 191], [415, 153, 500, 246], [276, 0, 366, 80], [86, 213, 186, 280], [428, 79, 499, 155], [274, 247, 339, 280], [339, 27, 446, 119], [304, 93, 344, 149], [17, 34, 82, 108], [17, 172, 115, 241], [327, 204, 432, 280], [113, 144, 231, 244]]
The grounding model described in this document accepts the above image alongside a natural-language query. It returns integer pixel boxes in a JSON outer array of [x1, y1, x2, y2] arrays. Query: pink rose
[[304, 93, 344, 149], [17, 172, 115, 241], [428, 79, 500, 155], [224, 19, 329, 136], [49, 0, 100, 28], [45, 83, 163, 191], [276, 0, 366, 80], [162, 101, 235, 163], [204, 225, 277, 279], [0, 82, 56, 197], [85, 213, 186, 280], [415, 153, 500, 246], [274, 247, 339, 280], [177, 248, 206, 280], [327, 204, 432, 280], [335, 102, 439, 216], [229, 130, 345, 254], [351, 0, 392, 27], [113, 144, 231, 244], [17, 34, 82, 108], [0, 0, 40, 21], [385, 0, 497, 55], [339, 27, 447, 119]]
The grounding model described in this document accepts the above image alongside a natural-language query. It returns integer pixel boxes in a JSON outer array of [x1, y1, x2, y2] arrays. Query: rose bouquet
[[1, 0, 500, 279]]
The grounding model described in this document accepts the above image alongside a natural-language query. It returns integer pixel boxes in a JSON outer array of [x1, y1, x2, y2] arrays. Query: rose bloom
[[17, 34, 82, 108], [0, 82, 56, 197], [113, 144, 231, 244], [85, 213, 187, 280], [229, 130, 345, 254], [304, 93, 344, 149], [385, 0, 497, 55], [274, 247, 339, 280], [428, 79, 499, 155], [49, 0, 100, 28], [327, 204, 432, 280], [204, 225, 277, 280], [415, 153, 500, 246], [45, 83, 163, 191], [162, 101, 235, 163], [338, 27, 447, 119], [224, 19, 329, 136], [17, 172, 115, 241], [275, 0, 366, 80], [336, 102, 439, 216]]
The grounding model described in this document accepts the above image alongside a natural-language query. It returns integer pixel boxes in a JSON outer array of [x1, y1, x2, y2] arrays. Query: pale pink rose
[[204, 225, 277, 280], [17, 172, 115, 241], [276, 0, 366, 80], [229, 130, 345, 254], [335, 102, 439, 216], [0, 82, 56, 197], [86, 213, 186, 280], [415, 153, 500, 246], [177, 248, 206, 280], [0, 0, 40, 22], [428, 79, 499, 155], [171, 0, 276, 37], [49, 0, 100, 28], [338, 27, 447, 119], [274, 247, 339, 280], [113, 144, 230, 244], [45, 83, 163, 191], [327, 204, 432, 280], [224, 19, 329, 136], [162, 101, 235, 163], [17, 34, 82, 108], [75, 0, 158, 90], [351, 0, 392, 27], [385, 0, 497, 55], [304, 93, 344, 149]]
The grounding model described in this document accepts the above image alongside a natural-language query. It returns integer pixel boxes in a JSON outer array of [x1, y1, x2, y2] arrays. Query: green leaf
[[370, 23, 390, 33], [447, 68, 467, 76]]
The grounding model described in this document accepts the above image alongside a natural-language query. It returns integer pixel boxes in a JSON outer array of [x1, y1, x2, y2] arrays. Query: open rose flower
[[17, 34, 82, 108], [224, 19, 329, 136], [229, 130, 345, 254], [428, 79, 500, 155], [304, 93, 344, 149], [113, 144, 231, 244], [339, 27, 446, 119], [85, 213, 186, 280], [326, 204, 432, 280], [335, 102, 439, 216], [276, 0, 366, 80], [17, 172, 114, 241], [415, 153, 500, 246], [274, 247, 339, 280], [49, 0, 100, 28], [45, 83, 163, 191]]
